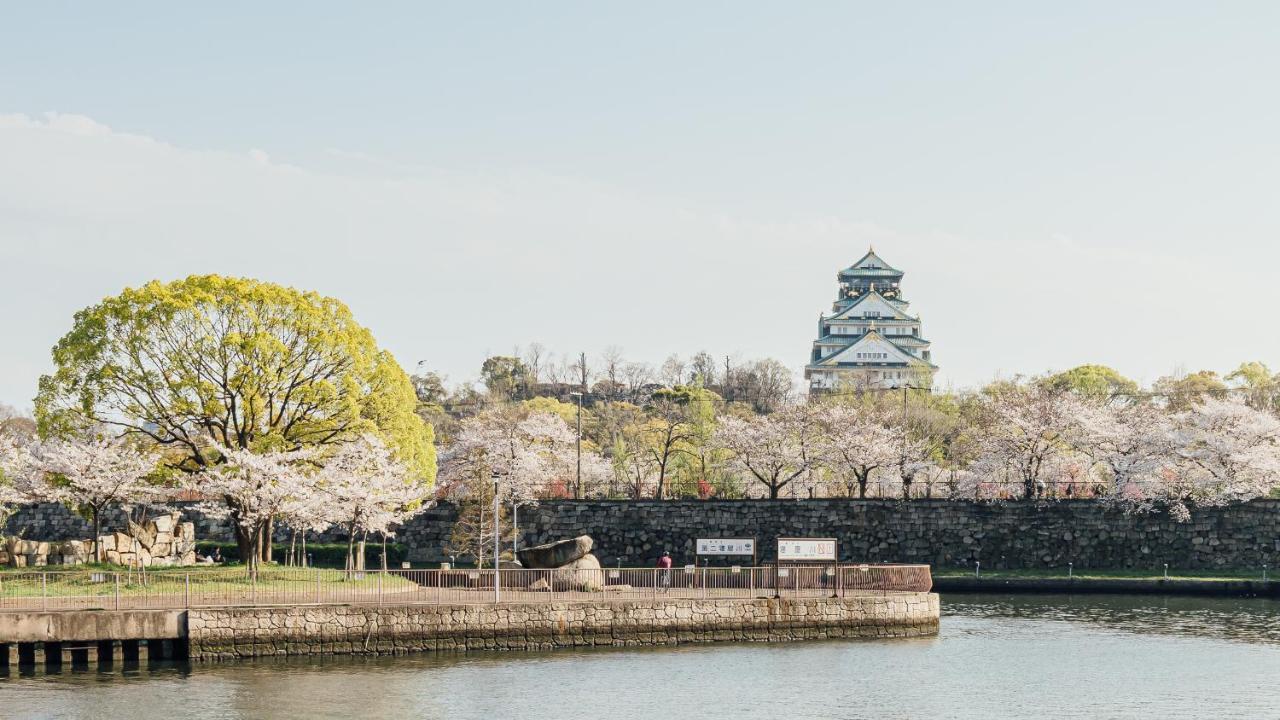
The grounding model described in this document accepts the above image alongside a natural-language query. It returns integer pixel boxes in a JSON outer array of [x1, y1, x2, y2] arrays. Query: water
[[3, 594, 1278, 719]]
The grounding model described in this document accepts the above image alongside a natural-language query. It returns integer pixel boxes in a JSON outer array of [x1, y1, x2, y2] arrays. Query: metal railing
[[0, 564, 931, 612]]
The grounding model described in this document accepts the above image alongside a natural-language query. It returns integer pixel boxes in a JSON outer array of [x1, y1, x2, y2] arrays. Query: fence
[[0, 564, 931, 612]]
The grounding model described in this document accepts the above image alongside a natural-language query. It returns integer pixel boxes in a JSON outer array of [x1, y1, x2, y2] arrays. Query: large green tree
[[1041, 365, 1138, 403], [36, 274, 436, 490]]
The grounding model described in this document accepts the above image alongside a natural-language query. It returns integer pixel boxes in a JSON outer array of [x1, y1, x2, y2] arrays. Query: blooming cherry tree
[[36, 435, 160, 562], [441, 409, 581, 504], [812, 404, 902, 498], [1163, 396, 1280, 519], [713, 407, 817, 499], [192, 446, 317, 576], [1076, 401, 1172, 506], [0, 435, 43, 524], [321, 434, 431, 571], [970, 384, 1087, 500]]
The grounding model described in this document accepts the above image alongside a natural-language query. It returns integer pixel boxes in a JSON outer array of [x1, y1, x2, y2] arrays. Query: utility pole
[[494, 478, 501, 602], [570, 391, 584, 498]]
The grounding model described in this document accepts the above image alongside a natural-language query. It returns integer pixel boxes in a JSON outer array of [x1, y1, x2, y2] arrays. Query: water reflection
[[2, 594, 1279, 719], [943, 593, 1280, 644]]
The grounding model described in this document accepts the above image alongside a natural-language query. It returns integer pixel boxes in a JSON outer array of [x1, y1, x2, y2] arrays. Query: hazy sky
[[3, 2, 1280, 409]]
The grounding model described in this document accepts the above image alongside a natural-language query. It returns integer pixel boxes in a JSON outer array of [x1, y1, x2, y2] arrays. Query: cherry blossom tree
[[36, 435, 161, 563], [0, 435, 42, 525], [713, 407, 817, 499], [192, 446, 317, 577], [1076, 401, 1172, 505], [441, 409, 581, 504], [1162, 396, 1280, 519], [970, 383, 1087, 500], [812, 403, 902, 498], [321, 434, 432, 572], [440, 408, 589, 564]]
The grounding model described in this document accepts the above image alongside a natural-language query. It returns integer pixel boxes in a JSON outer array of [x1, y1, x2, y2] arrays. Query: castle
[[805, 248, 937, 393]]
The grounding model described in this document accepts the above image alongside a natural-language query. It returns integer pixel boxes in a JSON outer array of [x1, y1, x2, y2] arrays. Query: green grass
[[932, 567, 1272, 582], [0, 564, 417, 599]]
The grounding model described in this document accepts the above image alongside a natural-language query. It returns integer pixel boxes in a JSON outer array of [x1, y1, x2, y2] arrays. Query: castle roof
[[839, 248, 902, 278], [809, 330, 936, 369], [828, 289, 916, 321]]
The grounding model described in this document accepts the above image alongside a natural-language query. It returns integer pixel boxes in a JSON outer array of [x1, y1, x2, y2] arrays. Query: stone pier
[[0, 594, 939, 666]]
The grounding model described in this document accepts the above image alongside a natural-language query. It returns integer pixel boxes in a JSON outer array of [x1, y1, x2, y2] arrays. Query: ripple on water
[[1, 594, 1278, 720]]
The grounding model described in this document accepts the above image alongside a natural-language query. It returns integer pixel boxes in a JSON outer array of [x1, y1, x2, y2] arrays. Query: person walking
[[657, 551, 673, 592]]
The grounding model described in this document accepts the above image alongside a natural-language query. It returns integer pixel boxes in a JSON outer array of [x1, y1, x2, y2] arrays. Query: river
[[3, 593, 1278, 719]]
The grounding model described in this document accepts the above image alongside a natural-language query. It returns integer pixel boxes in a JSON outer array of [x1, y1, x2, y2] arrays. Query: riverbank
[[934, 570, 1278, 597]]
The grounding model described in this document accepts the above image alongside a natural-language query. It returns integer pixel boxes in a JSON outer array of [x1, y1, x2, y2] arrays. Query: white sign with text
[[696, 538, 755, 556], [776, 538, 837, 562]]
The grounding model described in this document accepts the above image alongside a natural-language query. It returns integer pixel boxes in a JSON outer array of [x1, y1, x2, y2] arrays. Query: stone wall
[[11, 498, 1279, 570], [401, 499, 1280, 570], [186, 594, 939, 660]]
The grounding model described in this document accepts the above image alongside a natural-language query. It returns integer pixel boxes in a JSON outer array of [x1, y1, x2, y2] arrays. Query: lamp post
[[493, 478, 501, 602], [569, 391, 583, 499]]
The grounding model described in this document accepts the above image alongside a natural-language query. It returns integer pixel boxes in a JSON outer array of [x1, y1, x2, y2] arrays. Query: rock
[[152, 542, 172, 557], [98, 534, 116, 551], [178, 522, 195, 540], [0, 550, 9, 565], [528, 578, 551, 591], [153, 514, 176, 533], [12, 553, 27, 567], [517, 535, 594, 569], [129, 521, 156, 549], [180, 549, 196, 565], [551, 553, 604, 592], [112, 531, 132, 552]]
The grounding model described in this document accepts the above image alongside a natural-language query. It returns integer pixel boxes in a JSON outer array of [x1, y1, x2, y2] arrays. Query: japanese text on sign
[[776, 538, 837, 561], [696, 538, 755, 556]]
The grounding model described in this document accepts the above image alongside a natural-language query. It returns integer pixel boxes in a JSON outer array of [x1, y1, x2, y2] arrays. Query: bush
[[195, 541, 408, 568]]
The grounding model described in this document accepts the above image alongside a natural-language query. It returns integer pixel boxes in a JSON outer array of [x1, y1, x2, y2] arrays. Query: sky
[[2, 2, 1280, 410]]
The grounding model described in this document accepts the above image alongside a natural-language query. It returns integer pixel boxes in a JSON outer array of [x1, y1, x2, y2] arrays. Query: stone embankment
[[185, 594, 939, 660], [0, 594, 939, 666]]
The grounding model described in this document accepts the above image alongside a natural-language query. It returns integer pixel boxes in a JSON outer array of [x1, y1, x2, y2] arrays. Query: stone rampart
[[402, 499, 1280, 570], [11, 499, 1280, 570]]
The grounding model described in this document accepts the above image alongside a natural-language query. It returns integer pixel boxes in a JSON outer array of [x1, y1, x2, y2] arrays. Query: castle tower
[[805, 248, 937, 393]]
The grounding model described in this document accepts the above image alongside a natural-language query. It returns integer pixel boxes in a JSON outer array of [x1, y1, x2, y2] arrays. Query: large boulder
[[517, 535, 594, 569], [551, 553, 604, 592]]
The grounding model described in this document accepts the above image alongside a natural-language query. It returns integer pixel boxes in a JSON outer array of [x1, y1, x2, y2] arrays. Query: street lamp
[[493, 478, 501, 602], [569, 391, 583, 499]]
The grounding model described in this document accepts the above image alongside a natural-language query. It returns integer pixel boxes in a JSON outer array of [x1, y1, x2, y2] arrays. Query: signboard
[[776, 538, 837, 562], [696, 538, 756, 556]]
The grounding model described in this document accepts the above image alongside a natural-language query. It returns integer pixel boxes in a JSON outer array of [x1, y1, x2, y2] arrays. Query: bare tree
[[600, 347, 624, 400], [523, 342, 548, 387], [659, 355, 687, 387], [623, 361, 656, 402]]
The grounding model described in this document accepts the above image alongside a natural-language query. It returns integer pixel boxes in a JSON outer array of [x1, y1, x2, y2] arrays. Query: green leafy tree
[[480, 356, 533, 400], [35, 275, 436, 559], [1225, 362, 1280, 412], [1041, 365, 1139, 403], [1152, 370, 1229, 411]]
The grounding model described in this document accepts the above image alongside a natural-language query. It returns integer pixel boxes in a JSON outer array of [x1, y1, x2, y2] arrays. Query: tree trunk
[[261, 516, 274, 564], [91, 508, 102, 564], [381, 534, 388, 572], [345, 519, 358, 575], [358, 530, 368, 572], [233, 522, 255, 571]]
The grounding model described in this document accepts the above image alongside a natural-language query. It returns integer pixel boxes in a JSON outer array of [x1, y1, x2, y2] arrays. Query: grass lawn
[[931, 567, 1272, 582], [0, 564, 418, 599]]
